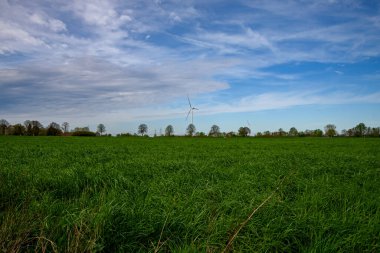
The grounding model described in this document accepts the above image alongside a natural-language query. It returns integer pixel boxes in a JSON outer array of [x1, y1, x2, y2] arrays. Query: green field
[[0, 137, 379, 252]]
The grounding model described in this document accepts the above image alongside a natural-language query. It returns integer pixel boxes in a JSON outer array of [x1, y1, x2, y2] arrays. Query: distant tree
[[238, 126, 251, 137], [245, 127, 251, 136], [209, 125, 221, 137], [138, 124, 148, 136], [23, 120, 31, 128], [30, 120, 43, 136], [165, 125, 174, 136], [256, 132, 263, 137], [365, 127, 373, 136], [278, 128, 286, 137], [371, 127, 380, 137], [288, 127, 298, 137], [263, 130, 271, 137], [304, 129, 313, 137], [196, 131, 206, 137], [226, 131, 236, 137], [12, 124, 25, 136], [61, 122, 70, 133], [50, 122, 60, 130], [0, 119, 9, 135], [313, 129, 323, 137], [354, 123, 366, 137], [341, 129, 348, 136], [47, 122, 62, 136], [23, 120, 32, 136], [186, 124, 196, 136], [97, 124, 106, 135], [324, 124, 336, 137]]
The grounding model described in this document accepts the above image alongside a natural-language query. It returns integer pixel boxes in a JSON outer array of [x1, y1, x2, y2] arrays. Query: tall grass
[[0, 137, 379, 252]]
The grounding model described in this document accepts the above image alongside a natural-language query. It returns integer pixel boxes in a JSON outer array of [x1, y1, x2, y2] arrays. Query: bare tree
[[186, 124, 196, 136], [209, 125, 221, 137], [138, 124, 148, 136], [12, 124, 25, 136], [165, 125, 174, 136], [29, 120, 43, 136], [0, 119, 9, 135], [47, 122, 62, 136], [61, 122, 69, 133], [97, 124, 106, 135]]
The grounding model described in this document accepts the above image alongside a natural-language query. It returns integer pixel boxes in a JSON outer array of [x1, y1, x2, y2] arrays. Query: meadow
[[0, 136, 379, 252]]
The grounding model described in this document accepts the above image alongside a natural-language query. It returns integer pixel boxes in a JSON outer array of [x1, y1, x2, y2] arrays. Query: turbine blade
[[193, 107, 199, 110], [186, 109, 191, 120], [187, 95, 192, 108]]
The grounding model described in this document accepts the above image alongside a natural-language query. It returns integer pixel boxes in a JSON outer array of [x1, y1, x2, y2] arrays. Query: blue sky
[[1, 0, 379, 135]]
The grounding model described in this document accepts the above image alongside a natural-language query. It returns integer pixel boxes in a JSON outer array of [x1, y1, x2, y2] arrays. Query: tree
[[61, 122, 69, 133], [354, 123, 366, 137], [324, 124, 336, 137], [288, 127, 298, 137], [209, 125, 221, 137], [226, 131, 236, 137], [23, 120, 31, 128], [263, 130, 271, 137], [24, 120, 43, 136], [23, 120, 31, 136], [97, 124, 106, 135], [47, 122, 62, 136], [138, 124, 148, 136], [165, 125, 174, 136], [32, 121, 43, 136], [278, 128, 286, 137], [0, 119, 9, 135], [186, 124, 196, 136], [313, 129, 323, 137], [238, 126, 251, 137], [12, 124, 25, 136], [371, 127, 380, 137], [196, 131, 206, 137]]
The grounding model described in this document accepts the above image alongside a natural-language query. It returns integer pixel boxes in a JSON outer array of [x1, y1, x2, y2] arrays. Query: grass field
[[0, 136, 379, 252]]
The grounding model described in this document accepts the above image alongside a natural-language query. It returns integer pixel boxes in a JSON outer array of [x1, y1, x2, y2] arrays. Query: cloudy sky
[[1, 0, 379, 135]]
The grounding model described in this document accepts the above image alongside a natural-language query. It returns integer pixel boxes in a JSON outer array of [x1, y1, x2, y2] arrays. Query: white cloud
[[30, 13, 67, 32], [0, 0, 379, 129], [0, 21, 46, 53], [195, 90, 380, 116]]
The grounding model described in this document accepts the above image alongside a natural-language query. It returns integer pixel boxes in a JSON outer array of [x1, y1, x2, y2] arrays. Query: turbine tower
[[186, 95, 198, 124]]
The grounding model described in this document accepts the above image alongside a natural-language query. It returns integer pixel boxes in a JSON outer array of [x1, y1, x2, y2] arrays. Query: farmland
[[0, 136, 379, 252]]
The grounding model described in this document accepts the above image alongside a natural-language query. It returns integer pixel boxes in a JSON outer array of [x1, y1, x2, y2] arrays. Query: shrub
[[71, 131, 96, 136]]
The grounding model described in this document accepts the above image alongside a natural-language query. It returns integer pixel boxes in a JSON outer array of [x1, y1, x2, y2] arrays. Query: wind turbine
[[186, 95, 198, 124]]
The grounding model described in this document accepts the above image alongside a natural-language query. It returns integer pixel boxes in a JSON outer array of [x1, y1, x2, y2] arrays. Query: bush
[[71, 131, 96, 136]]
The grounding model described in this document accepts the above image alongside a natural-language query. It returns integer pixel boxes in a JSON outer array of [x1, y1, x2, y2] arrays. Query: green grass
[[0, 136, 379, 252]]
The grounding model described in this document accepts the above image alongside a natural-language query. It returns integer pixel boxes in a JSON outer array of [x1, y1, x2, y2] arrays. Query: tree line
[[0, 119, 379, 138], [0, 119, 108, 136], [117, 122, 379, 138]]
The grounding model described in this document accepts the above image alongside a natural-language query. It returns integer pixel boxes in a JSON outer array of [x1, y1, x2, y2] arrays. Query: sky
[[1, 0, 380, 135]]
